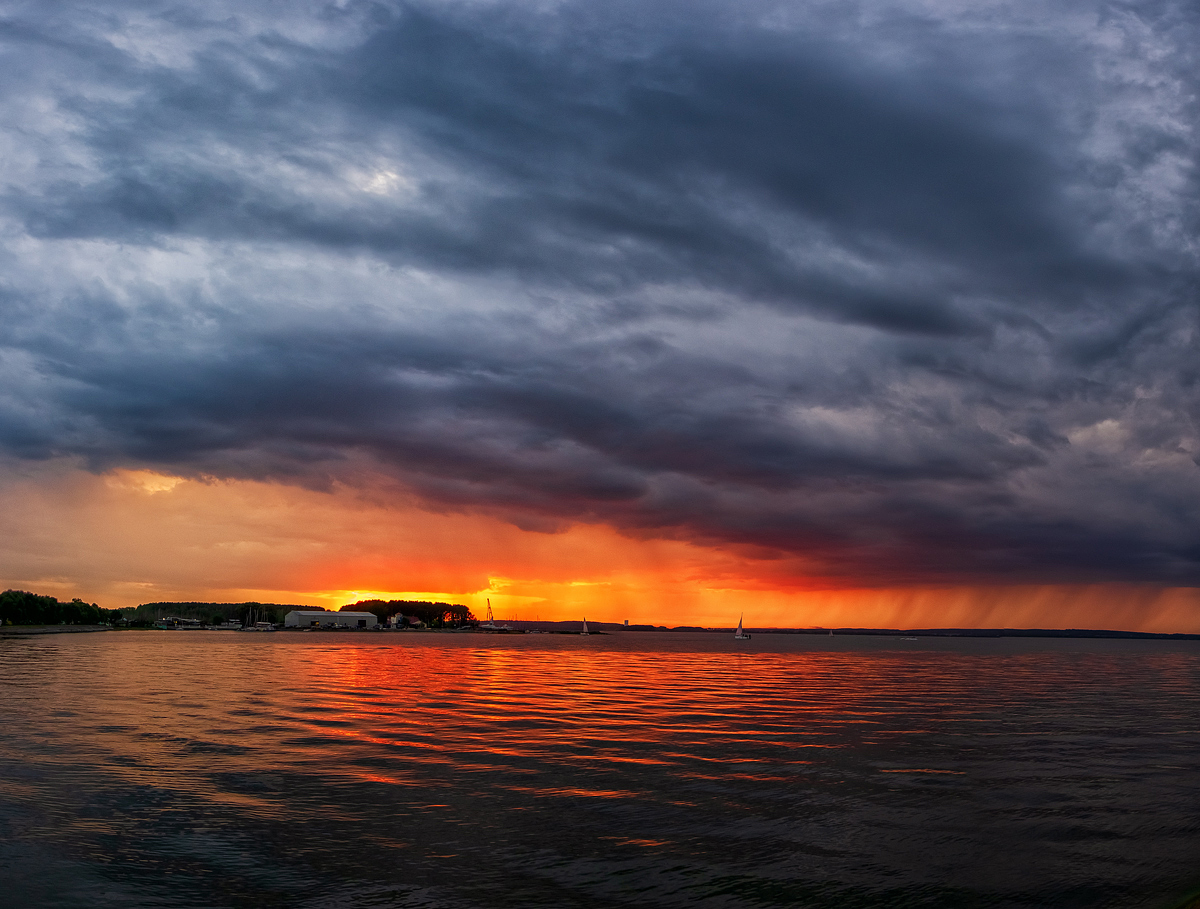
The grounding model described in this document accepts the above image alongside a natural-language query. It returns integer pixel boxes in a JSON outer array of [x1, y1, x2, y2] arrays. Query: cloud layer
[[1, 0, 1198, 586]]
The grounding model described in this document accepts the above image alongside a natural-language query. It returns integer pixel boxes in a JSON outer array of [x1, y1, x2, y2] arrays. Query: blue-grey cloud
[[0, 0, 1197, 585]]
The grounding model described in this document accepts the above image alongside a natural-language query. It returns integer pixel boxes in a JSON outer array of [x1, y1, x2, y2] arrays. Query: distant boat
[[239, 609, 275, 632], [480, 598, 511, 632], [734, 614, 751, 640], [580, 618, 590, 636], [829, 629, 834, 636]]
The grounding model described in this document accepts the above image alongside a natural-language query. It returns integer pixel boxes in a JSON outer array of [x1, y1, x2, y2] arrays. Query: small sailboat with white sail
[[580, 617, 590, 636], [734, 614, 751, 640]]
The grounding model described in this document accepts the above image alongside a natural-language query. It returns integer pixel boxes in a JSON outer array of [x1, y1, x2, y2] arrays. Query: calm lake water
[[1, 631, 1199, 908]]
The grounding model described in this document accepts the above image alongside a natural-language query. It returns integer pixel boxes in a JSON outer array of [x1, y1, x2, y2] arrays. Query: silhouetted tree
[[0, 590, 111, 625]]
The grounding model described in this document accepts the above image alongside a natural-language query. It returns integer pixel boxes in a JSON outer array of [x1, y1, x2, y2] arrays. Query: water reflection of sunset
[[164, 632, 1198, 800], [5, 632, 1199, 908]]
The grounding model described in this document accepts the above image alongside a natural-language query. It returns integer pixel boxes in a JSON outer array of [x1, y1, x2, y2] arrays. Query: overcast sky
[[1, 0, 1197, 591]]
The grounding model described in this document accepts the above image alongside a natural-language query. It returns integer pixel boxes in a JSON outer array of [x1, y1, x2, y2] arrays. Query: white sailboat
[[580, 617, 590, 636], [480, 598, 510, 632], [734, 614, 751, 640], [238, 608, 275, 631]]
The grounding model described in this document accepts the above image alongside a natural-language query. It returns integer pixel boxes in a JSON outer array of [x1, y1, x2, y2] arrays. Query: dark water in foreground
[[1, 632, 1199, 909]]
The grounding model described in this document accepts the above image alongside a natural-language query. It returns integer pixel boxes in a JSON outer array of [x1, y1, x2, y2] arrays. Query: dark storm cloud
[[12, 3, 1102, 324], [0, 0, 1198, 584]]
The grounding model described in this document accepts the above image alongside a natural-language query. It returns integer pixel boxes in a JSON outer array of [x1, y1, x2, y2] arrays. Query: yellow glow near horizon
[[0, 462, 1198, 632], [105, 469, 186, 494]]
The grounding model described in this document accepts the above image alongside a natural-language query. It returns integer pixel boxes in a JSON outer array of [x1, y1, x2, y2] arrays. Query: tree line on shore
[[1, 590, 121, 626], [2, 590, 478, 628], [132, 599, 476, 627]]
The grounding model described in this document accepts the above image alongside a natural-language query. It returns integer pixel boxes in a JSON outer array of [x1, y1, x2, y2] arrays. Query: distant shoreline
[[3, 623, 1197, 641], [711, 627, 1200, 641], [461, 621, 1200, 640]]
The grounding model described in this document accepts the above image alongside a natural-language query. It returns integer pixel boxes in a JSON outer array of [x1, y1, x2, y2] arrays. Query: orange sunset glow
[[2, 462, 1196, 632]]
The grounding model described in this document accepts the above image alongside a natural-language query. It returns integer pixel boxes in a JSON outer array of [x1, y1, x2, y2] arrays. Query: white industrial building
[[284, 610, 378, 629]]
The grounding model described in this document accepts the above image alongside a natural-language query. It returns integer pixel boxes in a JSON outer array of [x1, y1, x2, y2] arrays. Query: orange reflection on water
[[5, 630, 1199, 909], [36, 630, 1200, 813], [208, 631, 1196, 803]]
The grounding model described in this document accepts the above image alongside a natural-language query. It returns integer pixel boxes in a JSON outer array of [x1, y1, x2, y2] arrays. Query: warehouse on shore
[[284, 610, 378, 629]]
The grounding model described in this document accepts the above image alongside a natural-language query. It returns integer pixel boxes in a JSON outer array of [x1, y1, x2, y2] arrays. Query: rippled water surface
[[2, 631, 1199, 908]]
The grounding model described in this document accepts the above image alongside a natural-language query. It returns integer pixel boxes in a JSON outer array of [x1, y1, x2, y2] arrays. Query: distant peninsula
[[128, 598, 474, 628]]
